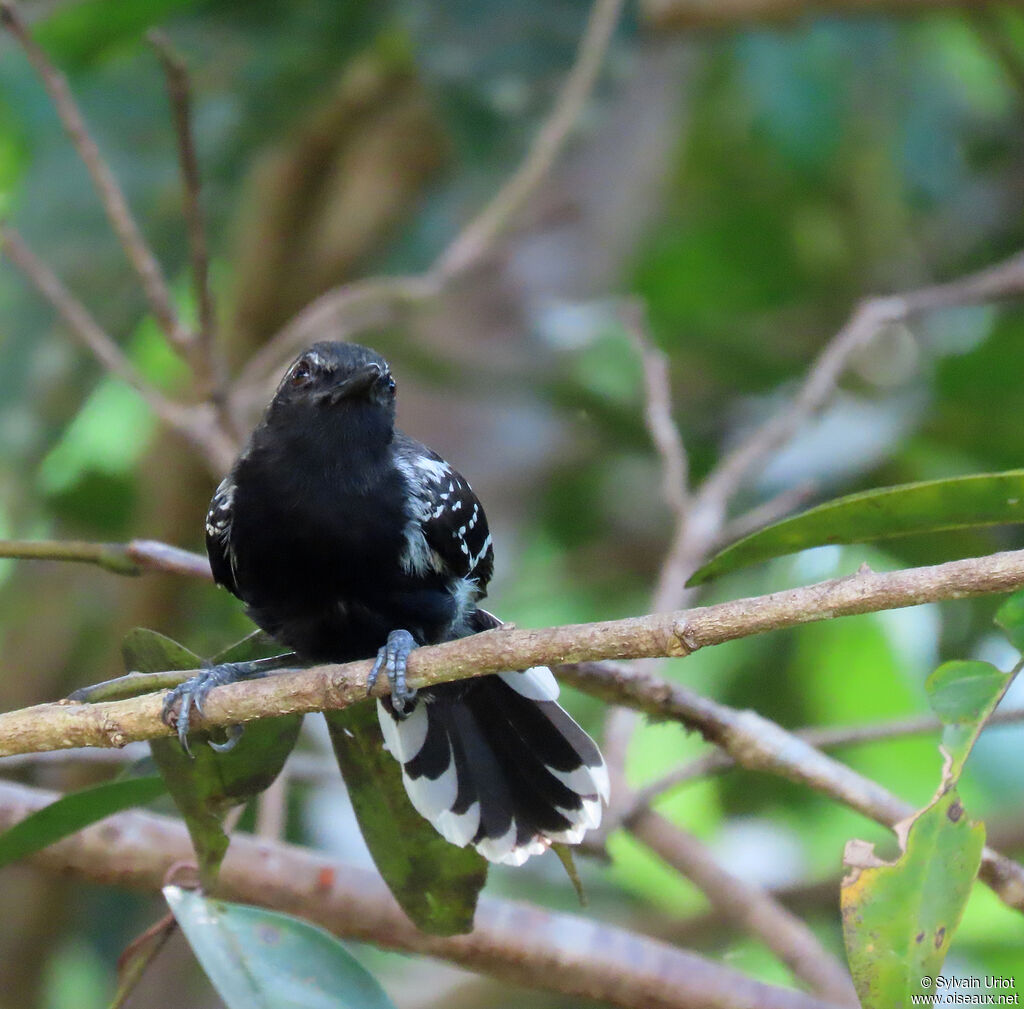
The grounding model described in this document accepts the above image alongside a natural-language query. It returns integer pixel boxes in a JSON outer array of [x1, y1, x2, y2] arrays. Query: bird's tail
[[377, 664, 608, 866]]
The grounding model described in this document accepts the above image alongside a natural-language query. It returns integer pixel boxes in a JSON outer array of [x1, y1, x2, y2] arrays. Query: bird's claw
[[368, 629, 419, 715], [161, 663, 244, 755]]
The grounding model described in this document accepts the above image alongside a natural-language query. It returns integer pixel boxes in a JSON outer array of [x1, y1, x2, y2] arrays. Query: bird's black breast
[[223, 447, 447, 663]]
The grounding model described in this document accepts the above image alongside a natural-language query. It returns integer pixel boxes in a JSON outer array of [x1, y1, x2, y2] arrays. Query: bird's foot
[[161, 654, 292, 754], [367, 629, 419, 715]]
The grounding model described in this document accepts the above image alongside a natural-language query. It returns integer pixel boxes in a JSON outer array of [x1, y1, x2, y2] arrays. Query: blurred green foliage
[[3, 0, 1024, 1005]]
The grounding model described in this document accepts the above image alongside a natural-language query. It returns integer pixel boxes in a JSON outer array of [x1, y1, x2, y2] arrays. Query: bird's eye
[[290, 358, 314, 387], [385, 375, 396, 395]]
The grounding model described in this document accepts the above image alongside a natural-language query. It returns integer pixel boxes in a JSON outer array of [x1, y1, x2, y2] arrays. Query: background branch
[[642, 0, 1007, 30], [147, 29, 222, 401], [0, 1, 188, 353], [233, 0, 626, 396], [0, 780, 848, 1009]]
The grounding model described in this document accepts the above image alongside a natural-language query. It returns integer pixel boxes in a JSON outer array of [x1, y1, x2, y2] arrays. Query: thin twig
[[642, 0, 1006, 30], [0, 781, 843, 1009], [0, 538, 211, 579], [631, 812, 857, 1005], [234, 0, 626, 394], [147, 30, 224, 403], [692, 252, 1024, 544], [0, 230, 236, 475], [0, 1, 188, 352], [624, 298, 689, 521]]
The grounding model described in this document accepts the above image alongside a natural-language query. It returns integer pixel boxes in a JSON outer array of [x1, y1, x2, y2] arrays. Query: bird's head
[[269, 341, 396, 421], [261, 342, 398, 457]]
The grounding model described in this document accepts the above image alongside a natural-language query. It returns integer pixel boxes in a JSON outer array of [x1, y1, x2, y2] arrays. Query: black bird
[[165, 341, 607, 865]]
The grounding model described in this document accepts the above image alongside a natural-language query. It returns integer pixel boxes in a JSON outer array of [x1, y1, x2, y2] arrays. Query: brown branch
[[693, 250, 1024, 541], [612, 704, 1024, 831], [1, 227, 171, 408], [0, 538, 210, 579], [0, 1, 188, 353], [631, 812, 857, 1006], [6, 546, 1024, 755], [234, 0, 626, 395], [147, 30, 223, 403], [0, 226, 236, 475], [5, 547, 1024, 906], [0, 780, 844, 1009], [642, 0, 1006, 30]]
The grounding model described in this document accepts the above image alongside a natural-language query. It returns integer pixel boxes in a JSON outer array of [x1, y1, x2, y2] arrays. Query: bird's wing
[[394, 435, 494, 591], [205, 475, 240, 596]]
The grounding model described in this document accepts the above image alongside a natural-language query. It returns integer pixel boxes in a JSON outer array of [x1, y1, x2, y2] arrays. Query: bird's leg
[[161, 652, 301, 753], [367, 629, 419, 715]]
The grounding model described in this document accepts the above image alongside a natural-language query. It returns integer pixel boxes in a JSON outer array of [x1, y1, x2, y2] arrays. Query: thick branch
[[235, 0, 626, 393], [1, 1, 188, 351], [0, 780, 842, 1009]]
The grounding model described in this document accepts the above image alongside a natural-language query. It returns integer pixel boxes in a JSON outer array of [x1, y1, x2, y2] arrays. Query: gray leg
[[367, 629, 418, 714], [161, 652, 299, 753]]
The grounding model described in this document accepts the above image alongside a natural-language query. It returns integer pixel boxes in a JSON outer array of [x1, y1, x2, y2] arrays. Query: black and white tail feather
[[377, 664, 609, 865]]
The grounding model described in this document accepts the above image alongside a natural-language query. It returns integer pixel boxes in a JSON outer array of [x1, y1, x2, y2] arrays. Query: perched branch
[[4, 547, 1024, 911], [0, 1, 188, 352], [147, 30, 223, 402], [234, 0, 627, 394], [0, 780, 841, 1009], [642, 0, 1006, 30], [4, 546, 1024, 748], [631, 812, 857, 1006]]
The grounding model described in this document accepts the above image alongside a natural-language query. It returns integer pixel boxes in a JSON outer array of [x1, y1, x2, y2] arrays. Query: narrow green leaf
[[325, 705, 487, 936], [150, 716, 303, 891], [122, 626, 203, 674], [0, 776, 166, 869], [995, 589, 1024, 652], [926, 659, 1013, 785], [121, 627, 301, 890], [841, 790, 984, 1008], [164, 886, 395, 1009], [688, 469, 1024, 585]]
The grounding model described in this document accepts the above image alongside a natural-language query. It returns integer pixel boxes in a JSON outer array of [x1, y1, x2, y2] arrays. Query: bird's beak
[[324, 363, 383, 404]]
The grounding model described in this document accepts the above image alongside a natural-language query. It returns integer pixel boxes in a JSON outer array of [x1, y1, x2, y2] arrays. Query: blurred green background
[[3, 1, 1024, 1006]]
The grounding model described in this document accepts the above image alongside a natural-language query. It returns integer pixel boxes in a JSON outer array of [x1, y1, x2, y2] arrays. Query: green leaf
[[0, 776, 166, 870], [325, 705, 487, 935], [120, 627, 302, 890], [925, 659, 1013, 785], [841, 790, 985, 1008], [164, 886, 395, 1009], [150, 714, 302, 891], [995, 589, 1024, 652], [688, 469, 1024, 585]]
